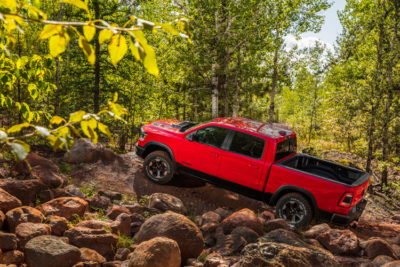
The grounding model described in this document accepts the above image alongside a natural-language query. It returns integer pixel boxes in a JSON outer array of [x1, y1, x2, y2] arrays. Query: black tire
[[144, 151, 174, 184], [275, 192, 313, 228]]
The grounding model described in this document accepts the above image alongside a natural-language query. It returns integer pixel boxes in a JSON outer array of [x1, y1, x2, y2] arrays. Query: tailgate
[[351, 175, 370, 206]]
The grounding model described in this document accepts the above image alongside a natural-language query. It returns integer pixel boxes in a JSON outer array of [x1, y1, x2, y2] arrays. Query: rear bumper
[[135, 144, 145, 158], [319, 199, 367, 225]]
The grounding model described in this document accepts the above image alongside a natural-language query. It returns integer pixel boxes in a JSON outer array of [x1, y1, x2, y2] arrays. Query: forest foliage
[[0, 0, 399, 192]]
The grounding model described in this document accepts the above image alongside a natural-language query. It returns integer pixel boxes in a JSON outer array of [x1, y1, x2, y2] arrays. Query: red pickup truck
[[136, 117, 370, 227]]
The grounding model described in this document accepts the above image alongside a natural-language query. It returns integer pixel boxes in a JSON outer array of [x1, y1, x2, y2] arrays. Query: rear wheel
[[144, 151, 174, 184], [275, 192, 313, 228]]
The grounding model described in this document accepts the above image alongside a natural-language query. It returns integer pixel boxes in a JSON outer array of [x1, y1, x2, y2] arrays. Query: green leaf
[[39, 25, 62, 40], [69, 110, 86, 123], [108, 34, 128, 67], [113, 92, 118, 103], [50, 116, 65, 125], [128, 36, 142, 61], [0, 0, 17, 11], [0, 130, 8, 142], [61, 0, 89, 13], [98, 122, 113, 144], [7, 122, 32, 134], [78, 36, 95, 65], [143, 43, 159, 77], [99, 29, 113, 44], [11, 141, 30, 161], [27, 84, 39, 99], [83, 25, 96, 42], [160, 23, 179, 35], [80, 118, 98, 143], [35, 126, 50, 137], [49, 33, 70, 57]]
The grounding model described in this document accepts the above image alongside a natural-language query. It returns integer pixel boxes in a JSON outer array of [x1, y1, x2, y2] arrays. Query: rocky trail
[[0, 139, 398, 266]]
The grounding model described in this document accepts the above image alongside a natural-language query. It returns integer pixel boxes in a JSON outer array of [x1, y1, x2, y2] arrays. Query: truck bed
[[278, 154, 369, 186]]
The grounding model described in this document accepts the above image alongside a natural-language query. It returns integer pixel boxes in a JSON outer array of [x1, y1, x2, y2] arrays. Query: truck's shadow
[[133, 169, 270, 215]]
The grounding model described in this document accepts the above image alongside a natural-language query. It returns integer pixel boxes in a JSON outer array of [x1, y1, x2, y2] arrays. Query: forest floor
[[49, 148, 399, 221]]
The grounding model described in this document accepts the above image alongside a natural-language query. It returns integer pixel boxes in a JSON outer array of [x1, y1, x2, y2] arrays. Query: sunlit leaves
[[35, 126, 50, 137], [0, 131, 7, 142], [108, 34, 128, 67], [50, 116, 65, 126], [78, 36, 95, 65], [27, 84, 39, 99], [49, 32, 70, 57], [130, 31, 159, 76], [11, 141, 30, 161], [0, 0, 17, 11], [8, 122, 32, 134], [69, 110, 86, 123], [39, 25, 62, 40], [98, 122, 113, 144], [99, 29, 113, 44], [61, 0, 89, 15], [83, 25, 96, 42], [80, 117, 98, 144]]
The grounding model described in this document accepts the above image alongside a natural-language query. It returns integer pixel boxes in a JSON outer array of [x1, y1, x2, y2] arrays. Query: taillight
[[139, 127, 147, 141], [338, 193, 353, 208]]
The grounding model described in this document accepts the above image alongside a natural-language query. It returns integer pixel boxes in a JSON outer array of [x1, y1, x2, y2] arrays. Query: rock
[[6, 206, 45, 232], [107, 205, 130, 220], [355, 220, 400, 239], [114, 248, 130, 261], [203, 253, 229, 267], [76, 220, 110, 230], [88, 195, 111, 210], [213, 228, 246, 256], [0, 210, 4, 229], [393, 215, 400, 222], [15, 222, 51, 248], [264, 218, 287, 231], [129, 213, 144, 235], [64, 226, 118, 259], [99, 191, 122, 202], [335, 256, 370, 267], [103, 261, 124, 267], [363, 237, 398, 259], [48, 215, 68, 236], [0, 179, 48, 205], [201, 222, 218, 235], [370, 255, 395, 267], [65, 139, 102, 163], [260, 210, 275, 221], [221, 208, 263, 235], [201, 211, 221, 226], [0, 188, 22, 213], [135, 211, 204, 262], [25, 235, 81, 267], [0, 250, 24, 264], [187, 258, 204, 267], [110, 213, 131, 237], [102, 149, 116, 162], [26, 152, 68, 188], [317, 229, 360, 256], [231, 226, 259, 244], [38, 197, 88, 220], [79, 247, 106, 263], [304, 223, 331, 239], [0, 231, 17, 250], [65, 185, 86, 199], [214, 208, 232, 220], [128, 237, 181, 267], [382, 261, 400, 267], [240, 229, 338, 267], [146, 193, 187, 214]]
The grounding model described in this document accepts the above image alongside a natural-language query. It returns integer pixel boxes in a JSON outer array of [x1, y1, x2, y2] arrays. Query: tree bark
[[269, 31, 280, 123], [93, 0, 101, 113]]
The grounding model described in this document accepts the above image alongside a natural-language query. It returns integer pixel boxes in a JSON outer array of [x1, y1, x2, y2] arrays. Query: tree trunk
[[269, 31, 280, 123], [93, 0, 100, 113], [232, 52, 241, 117], [54, 3, 63, 115], [211, 61, 219, 118]]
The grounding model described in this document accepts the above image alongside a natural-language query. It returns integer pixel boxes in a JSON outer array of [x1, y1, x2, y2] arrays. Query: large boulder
[[38, 197, 88, 220], [128, 237, 181, 267], [64, 226, 118, 259], [135, 211, 204, 262], [231, 226, 260, 244], [0, 231, 17, 250], [25, 235, 81, 267], [26, 152, 68, 188], [304, 223, 331, 239], [0, 179, 48, 205], [221, 208, 263, 235], [146, 193, 187, 214], [362, 237, 398, 259], [0, 188, 22, 212], [240, 229, 338, 267], [317, 229, 360, 256], [65, 139, 102, 163], [370, 255, 395, 267], [212, 227, 247, 256], [383, 261, 400, 267], [15, 222, 51, 248], [6, 206, 45, 232], [354, 220, 400, 239]]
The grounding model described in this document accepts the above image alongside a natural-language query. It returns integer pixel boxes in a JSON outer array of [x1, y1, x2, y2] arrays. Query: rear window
[[229, 131, 265, 159], [275, 137, 297, 161]]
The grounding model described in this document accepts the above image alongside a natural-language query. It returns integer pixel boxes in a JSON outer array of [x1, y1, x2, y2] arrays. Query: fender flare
[[143, 141, 176, 165], [269, 185, 319, 218]]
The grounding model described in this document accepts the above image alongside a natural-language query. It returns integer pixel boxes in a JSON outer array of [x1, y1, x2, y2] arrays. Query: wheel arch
[[142, 141, 176, 163], [269, 185, 319, 218]]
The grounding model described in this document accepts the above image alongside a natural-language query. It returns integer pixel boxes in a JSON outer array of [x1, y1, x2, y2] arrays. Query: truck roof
[[212, 117, 294, 139]]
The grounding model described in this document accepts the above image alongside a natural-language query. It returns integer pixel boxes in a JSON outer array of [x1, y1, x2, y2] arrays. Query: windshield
[[275, 137, 297, 161]]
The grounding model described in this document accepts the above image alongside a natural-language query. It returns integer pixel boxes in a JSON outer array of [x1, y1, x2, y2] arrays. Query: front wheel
[[144, 151, 174, 184], [275, 192, 313, 228]]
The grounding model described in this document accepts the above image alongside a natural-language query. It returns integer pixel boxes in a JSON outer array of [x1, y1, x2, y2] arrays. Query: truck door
[[218, 130, 267, 190], [179, 126, 229, 176]]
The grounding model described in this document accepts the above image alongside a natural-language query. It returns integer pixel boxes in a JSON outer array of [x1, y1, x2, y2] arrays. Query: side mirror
[[187, 133, 198, 142]]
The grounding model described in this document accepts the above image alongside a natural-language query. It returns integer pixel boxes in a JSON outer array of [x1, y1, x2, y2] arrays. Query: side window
[[229, 131, 265, 158], [193, 126, 229, 148]]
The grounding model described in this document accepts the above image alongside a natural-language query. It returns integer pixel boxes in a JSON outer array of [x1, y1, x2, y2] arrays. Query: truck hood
[[150, 119, 184, 133]]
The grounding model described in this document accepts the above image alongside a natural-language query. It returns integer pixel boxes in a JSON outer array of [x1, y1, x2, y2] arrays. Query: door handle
[[248, 164, 259, 169], [210, 152, 219, 158]]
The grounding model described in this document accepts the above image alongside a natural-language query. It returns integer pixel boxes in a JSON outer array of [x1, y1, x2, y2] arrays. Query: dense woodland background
[[0, 0, 399, 193]]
